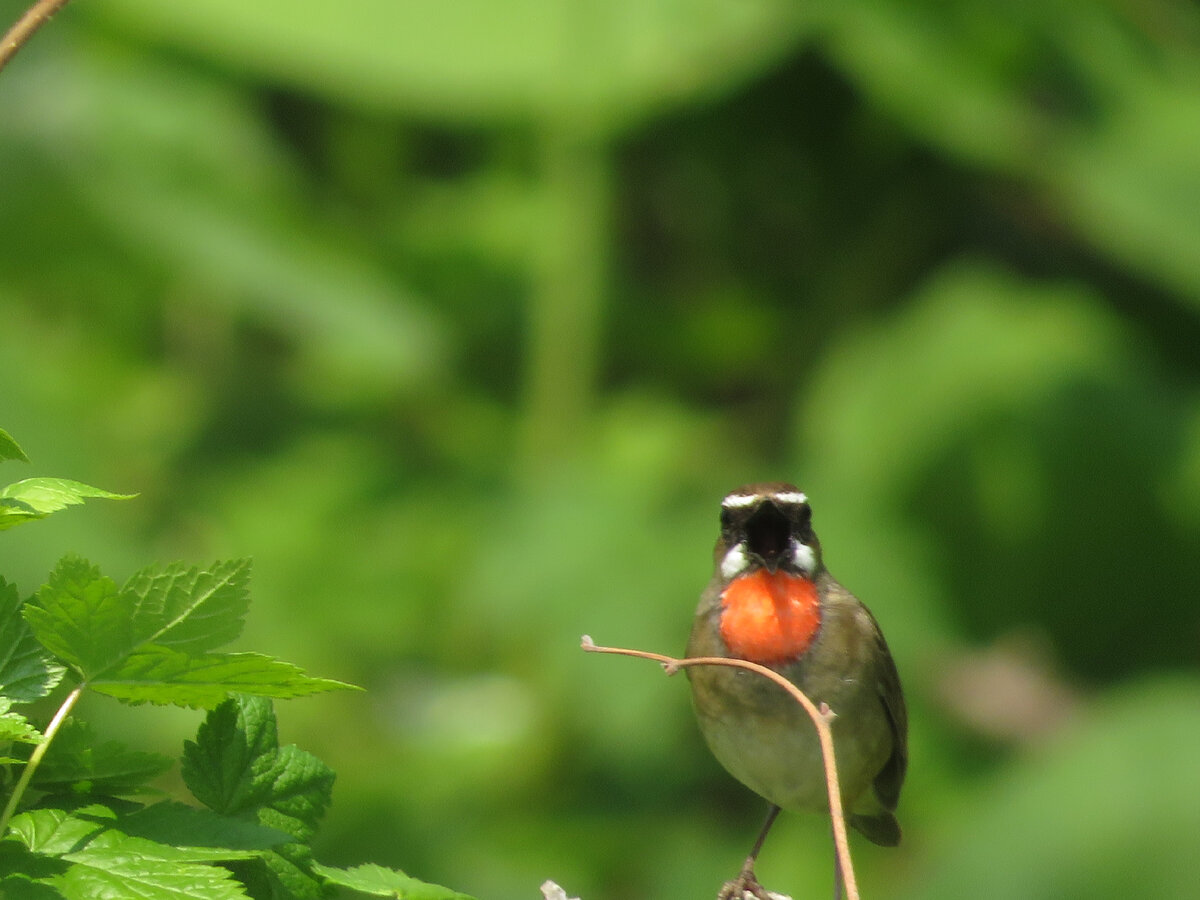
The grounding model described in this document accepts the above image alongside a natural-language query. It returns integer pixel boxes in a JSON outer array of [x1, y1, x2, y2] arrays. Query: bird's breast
[[718, 570, 821, 665]]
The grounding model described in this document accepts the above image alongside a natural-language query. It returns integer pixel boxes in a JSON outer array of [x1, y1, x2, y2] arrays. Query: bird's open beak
[[744, 501, 789, 574]]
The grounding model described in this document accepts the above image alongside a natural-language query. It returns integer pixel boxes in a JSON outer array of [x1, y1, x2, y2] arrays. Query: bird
[[686, 483, 907, 899]]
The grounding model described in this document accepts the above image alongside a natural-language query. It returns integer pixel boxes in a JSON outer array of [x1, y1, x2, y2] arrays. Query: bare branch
[[0, 0, 74, 75], [581, 635, 860, 900]]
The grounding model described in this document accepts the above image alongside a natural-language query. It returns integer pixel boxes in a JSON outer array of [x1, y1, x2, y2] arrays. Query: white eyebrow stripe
[[771, 490, 808, 506], [721, 494, 761, 509]]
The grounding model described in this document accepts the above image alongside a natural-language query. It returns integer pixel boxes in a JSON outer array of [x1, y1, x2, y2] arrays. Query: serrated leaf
[[249, 745, 335, 842], [0, 479, 135, 531], [89, 646, 359, 709], [0, 698, 44, 744], [0, 578, 66, 703], [314, 862, 475, 899], [23, 558, 132, 680], [123, 560, 251, 655], [30, 720, 172, 796], [7, 810, 252, 899], [24, 558, 356, 709], [51, 851, 248, 900], [0, 429, 30, 464], [182, 697, 333, 841], [257, 843, 325, 900], [121, 801, 292, 851], [182, 695, 278, 813]]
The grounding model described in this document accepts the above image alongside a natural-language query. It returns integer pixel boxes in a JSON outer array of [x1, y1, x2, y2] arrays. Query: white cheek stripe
[[720, 543, 750, 580], [790, 540, 815, 574], [721, 493, 760, 509]]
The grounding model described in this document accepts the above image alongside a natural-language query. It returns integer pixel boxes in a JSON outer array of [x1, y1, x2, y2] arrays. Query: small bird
[[687, 483, 907, 899]]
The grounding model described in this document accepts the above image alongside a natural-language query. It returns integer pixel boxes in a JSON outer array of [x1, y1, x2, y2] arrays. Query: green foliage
[[0, 480, 137, 532], [0, 432, 471, 900], [0, 578, 65, 703], [22, 556, 355, 707], [3, 1, 1200, 897], [0, 432, 132, 534], [313, 863, 474, 900]]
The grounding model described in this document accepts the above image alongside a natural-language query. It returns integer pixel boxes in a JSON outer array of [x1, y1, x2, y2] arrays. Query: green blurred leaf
[[896, 678, 1200, 899], [0, 428, 29, 463], [0, 577, 66, 703], [314, 862, 475, 899], [802, 262, 1122, 500], [823, 0, 1200, 299], [0, 480, 135, 532], [92, 0, 811, 130]]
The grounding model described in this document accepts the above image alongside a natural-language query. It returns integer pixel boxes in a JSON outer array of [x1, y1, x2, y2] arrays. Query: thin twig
[[581, 635, 860, 900], [0, 0, 74, 75]]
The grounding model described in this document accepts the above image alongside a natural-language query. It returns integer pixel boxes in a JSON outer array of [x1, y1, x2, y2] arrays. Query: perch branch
[[581, 635, 859, 900], [0, 0, 74, 75]]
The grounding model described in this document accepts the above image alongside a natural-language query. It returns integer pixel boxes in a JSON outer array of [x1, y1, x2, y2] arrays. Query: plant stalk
[[0, 684, 83, 833]]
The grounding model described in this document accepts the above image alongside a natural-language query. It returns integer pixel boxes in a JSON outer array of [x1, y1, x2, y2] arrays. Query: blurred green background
[[3, 0, 1200, 897]]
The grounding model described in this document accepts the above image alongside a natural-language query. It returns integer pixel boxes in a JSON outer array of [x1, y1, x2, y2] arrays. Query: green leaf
[[181, 698, 334, 899], [182, 697, 334, 841], [253, 843, 325, 900], [0, 578, 66, 703], [23, 558, 131, 680], [89, 646, 359, 708], [123, 559, 251, 654], [0, 875, 66, 899], [53, 841, 249, 900], [181, 695, 277, 814], [314, 862, 476, 899], [250, 744, 336, 843], [5, 810, 106, 856], [0, 429, 30, 464], [0, 698, 44, 745], [92, 0, 809, 131], [7, 810, 253, 899], [0, 479, 135, 531], [24, 558, 355, 707], [120, 801, 292, 852], [30, 720, 172, 796]]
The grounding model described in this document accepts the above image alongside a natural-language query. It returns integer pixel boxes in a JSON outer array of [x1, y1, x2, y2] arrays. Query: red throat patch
[[719, 569, 821, 665]]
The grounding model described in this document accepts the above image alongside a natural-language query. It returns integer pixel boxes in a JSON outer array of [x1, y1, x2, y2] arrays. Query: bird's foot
[[717, 862, 784, 900]]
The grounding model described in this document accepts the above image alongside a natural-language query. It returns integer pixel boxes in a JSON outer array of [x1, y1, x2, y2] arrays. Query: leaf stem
[[580, 636, 860, 900], [0, 683, 83, 833], [0, 0, 74, 75]]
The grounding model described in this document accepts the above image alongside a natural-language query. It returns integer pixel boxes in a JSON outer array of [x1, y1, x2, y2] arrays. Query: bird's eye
[[719, 509, 733, 531], [794, 504, 813, 537]]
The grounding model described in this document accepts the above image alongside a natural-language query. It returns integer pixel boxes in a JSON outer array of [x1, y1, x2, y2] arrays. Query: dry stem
[[0, 0, 74, 75], [581, 635, 860, 900]]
